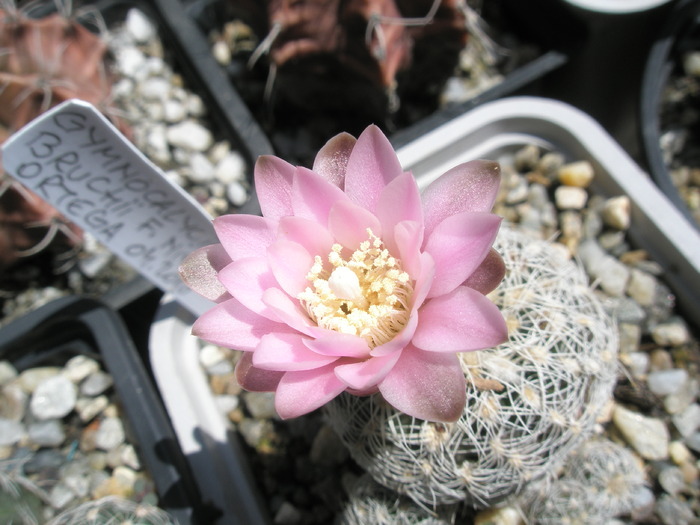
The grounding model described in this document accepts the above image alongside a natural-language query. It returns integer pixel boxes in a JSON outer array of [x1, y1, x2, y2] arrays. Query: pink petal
[[254, 155, 296, 220], [393, 220, 424, 278], [235, 352, 283, 392], [267, 239, 313, 298], [343, 125, 403, 214], [192, 298, 293, 351], [278, 216, 334, 260], [334, 353, 401, 391], [376, 172, 423, 256], [213, 214, 277, 260], [412, 286, 507, 352], [217, 257, 278, 319], [262, 288, 315, 336], [179, 244, 231, 302], [253, 333, 338, 371], [424, 211, 502, 298], [274, 365, 348, 418], [422, 160, 501, 239], [463, 248, 506, 295], [328, 200, 381, 250], [312, 132, 356, 188], [379, 346, 466, 422], [303, 333, 371, 358], [292, 167, 348, 224], [370, 312, 417, 357]]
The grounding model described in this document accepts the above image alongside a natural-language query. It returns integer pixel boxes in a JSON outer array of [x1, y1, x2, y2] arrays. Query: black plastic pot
[[640, 0, 700, 230], [0, 295, 218, 525]]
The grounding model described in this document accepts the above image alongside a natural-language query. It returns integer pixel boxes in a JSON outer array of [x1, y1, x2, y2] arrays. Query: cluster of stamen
[[298, 229, 413, 348]]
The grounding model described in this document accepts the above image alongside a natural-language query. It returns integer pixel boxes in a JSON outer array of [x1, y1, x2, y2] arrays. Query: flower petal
[[393, 220, 424, 279], [328, 200, 381, 250], [413, 286, 508, 352], [463, 248, 506, 295], [312, 132, 356, 188], [292, 166, 348, 224], [334, 352, 401, 391], [343, 125, 403, 213], [262, 288, 315, 336], [422, 160, 501, 239], [217, 257, 278, 319], [192, 298, 292, 351], [379, 346, 466, 422], [278, 216, 334, 259], [213, 214, 277, 260], [274, 365, 347, 419], [235, 352, 283, 392], [253, 333, 338, 371], [267, 239, 313, 298], [254, 155, 296, 220], [376, 172, 423, 256], [179, 244, 231, 302], [303, 333, 371, 358], [424, 211, 502, 298]]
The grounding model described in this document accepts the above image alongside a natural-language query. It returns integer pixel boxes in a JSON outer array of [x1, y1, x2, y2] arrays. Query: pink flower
[[180, 125, 507, 422]]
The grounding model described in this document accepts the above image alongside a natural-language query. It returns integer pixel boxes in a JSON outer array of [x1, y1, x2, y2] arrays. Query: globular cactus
[[0, 2, 127, 270], [324, 222, 618, 509], [0, 459, 46, 525], [47, 496, 177, 525], [340, 474, 457, 525], [518, 437, 647, 523]]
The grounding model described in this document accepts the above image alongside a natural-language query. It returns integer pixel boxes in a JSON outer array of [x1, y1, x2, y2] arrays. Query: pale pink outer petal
[[412, 286, 508, 353], [379, 346, 466, 422], [235, 352, 283, 392], [261, 288, 315, 336], [343, 125, 403, 214], [312, 132, 356, 188], [376, 172, 423, 256], [179, 244, 231, 302], [463, 248, 506, 295], [253, 333, 339, 371], [277, 216, 334, 261], [254, 155, 296, 220], [334, 352, 401, 391], [213, 215, 277, 260], [274, 364, 348, 419], [267, 239, 313, 298], [328, 200, 382, 250], [421, 160, 501, 240], [217, 257, 279, 320], [291, 167, 349, 225], [192, 298, 293, 351], [424, 211, 502, 298], [303, 333, 371, 358]]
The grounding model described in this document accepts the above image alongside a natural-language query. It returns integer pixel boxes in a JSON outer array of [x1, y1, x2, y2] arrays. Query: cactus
[[0, 1, 128, 270], [0, 459, 47, 525], [324, 222, 618, 509], [47, 496, 177, 525], [518, 437, 647, 523]]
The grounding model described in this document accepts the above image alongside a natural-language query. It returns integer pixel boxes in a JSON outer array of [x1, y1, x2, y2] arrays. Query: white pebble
[[115, 46, 146, 78], [554, 185, 588, 210], [613, 404, 669, 460], [683, 51, 700, 76], [227, 182, 249, 207], [213, 40, 232, 65], [0, 418, 25, 446], [63, 355, 100, 384], [652, 318, 690, 347], [30, 375, 77, 420], [28, 419, 65, 447], [199, 344, 227, 369], [164, 99, 187, 123], [95, 417, 126, 451], [216, 152, 246, 184], [146, 124, 171, 165], [189, 153, 216, 183], [626, 268, 657, 307], [672, 404, 700, 438], [647, 369, 688, 397], [558, 160, 595, 188], [140, 77, 172, 100], [125, 8, 156, 43], [167, 120, 214, 152], [602, 195, 631, 230]]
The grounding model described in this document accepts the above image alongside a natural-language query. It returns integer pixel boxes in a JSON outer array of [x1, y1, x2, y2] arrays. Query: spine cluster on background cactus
[[324, 222, 618, 510], [0, 2, 126, 270]]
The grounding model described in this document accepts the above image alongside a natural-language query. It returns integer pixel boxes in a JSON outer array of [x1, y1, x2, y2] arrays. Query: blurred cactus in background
[[325, 222, 618, 510], [0, 1, 127, 271]]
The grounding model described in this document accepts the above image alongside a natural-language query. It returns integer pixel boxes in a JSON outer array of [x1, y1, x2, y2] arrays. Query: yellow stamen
[[298, 229, 413, 348]]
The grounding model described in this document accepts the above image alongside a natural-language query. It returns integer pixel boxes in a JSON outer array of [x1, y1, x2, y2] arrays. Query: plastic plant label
[[1, 99, 218, 317]]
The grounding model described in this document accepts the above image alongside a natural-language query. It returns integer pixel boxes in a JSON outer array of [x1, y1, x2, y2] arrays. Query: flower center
[[298, 229, 413, 348]]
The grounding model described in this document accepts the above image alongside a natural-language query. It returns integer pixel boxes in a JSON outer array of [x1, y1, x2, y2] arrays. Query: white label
[[1, 99, 218, 317]]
